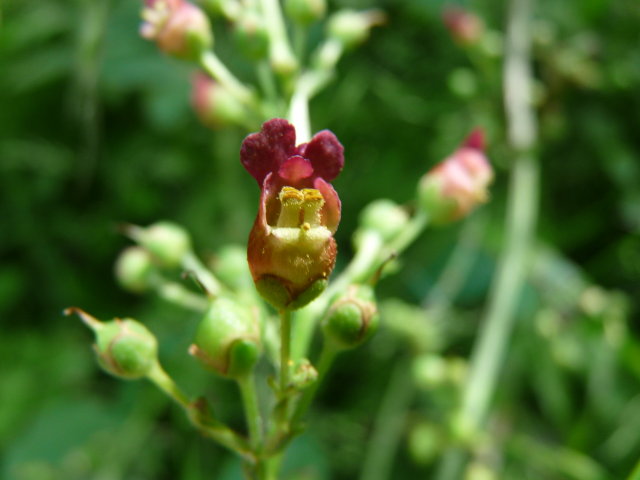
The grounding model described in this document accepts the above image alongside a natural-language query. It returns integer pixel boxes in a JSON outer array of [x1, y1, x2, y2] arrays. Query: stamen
[[277, 187, 304, 228], [301, 189, 324, 227]]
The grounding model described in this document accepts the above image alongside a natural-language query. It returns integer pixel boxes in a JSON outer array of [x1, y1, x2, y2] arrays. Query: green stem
[[260, 0, 298, 75], [238, 374, 264, 449], [181, 251, 223, 297], [627, 458, 640, 480], [280, 309, 292, 392], [199, 50, 255, 105], [358, 358, 414, 480], [146, 362, 253, 461]]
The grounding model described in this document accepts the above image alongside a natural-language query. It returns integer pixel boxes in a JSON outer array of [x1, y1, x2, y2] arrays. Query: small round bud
[[114, 246, 157, 293], [322, 285, 378, 349], [465, 462, 497, 480], [285, 0, 326, 25], [192, 72, 249, 128], [443, 7, 484, 46], [408, 422, 442, 466], [130, 221, 191, 268], [358, 199, 409, 242], [66, 308, 158, 379], [327, 10, 385, 49], [189, 298, 260, 378], [233, 10, 269, 59], [412, 354, 448, 389], [211, 244, 253, 291]]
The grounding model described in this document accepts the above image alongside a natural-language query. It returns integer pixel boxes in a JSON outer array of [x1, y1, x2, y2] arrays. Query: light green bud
[[67, 308, 158, 379], [408, 422, 442, 465], [131, 221, 191, 268], [285, 0, 326, 24], [327, 9, 385, 49], [322, 285, 378, 349], [189, 298, 260, 378], [412, 354, 448, 389], [234, 10, 269, 59], [358, 199, 409, 242], [212, 244, 253, 291], [114, 246, 157, 293]]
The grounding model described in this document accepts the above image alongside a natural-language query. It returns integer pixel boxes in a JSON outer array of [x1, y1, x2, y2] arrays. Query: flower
[[418, 129, 493, 224], [140, 0, 212, 60], [240, 118, 344, 310]]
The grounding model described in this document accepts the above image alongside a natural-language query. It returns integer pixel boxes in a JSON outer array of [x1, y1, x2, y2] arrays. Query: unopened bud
[[408, 422, 442, 466], [443, 7, 484, 46], [211, 244, 253, 291], [115, 246, 157, 293], [323, 285, 378, 349], [233, 10, 269, 59], [189, 298, 260, 378], [327, 9, 385, 49], [141, 0, 213, 61], [285, 0, 326, 25], [192, 72, 249, 128], [128, 221, 191, 268], [418, 129, 493, 224], [66, 308, 158, 379], [412, 354, 448, 389], [358, 199, 409, 242]]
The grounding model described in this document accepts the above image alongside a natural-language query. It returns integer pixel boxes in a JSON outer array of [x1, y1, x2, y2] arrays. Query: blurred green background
[[1, 0, 639, 479]]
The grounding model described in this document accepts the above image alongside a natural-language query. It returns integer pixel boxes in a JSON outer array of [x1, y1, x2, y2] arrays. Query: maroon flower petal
[[314, 178, 341, 234], [240, 119, 297, 184], [304, 130, 344, 182], [278, 156, 314, 184], [463, 128, 485, 151]]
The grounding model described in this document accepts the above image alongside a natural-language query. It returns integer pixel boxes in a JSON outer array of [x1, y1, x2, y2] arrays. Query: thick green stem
[[437, 0, 538, 477], [280, 309, 292, 392], [238, 374, 263, 449]]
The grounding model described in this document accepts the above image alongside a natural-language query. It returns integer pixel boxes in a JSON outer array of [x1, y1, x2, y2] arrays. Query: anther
[[277, 187, 304, 228]]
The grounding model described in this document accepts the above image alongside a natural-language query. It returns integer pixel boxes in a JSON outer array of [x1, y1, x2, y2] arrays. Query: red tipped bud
[[141, 0, 213, 60], [192, 72, 249, 128], [418, 129, 493, 224], [443, 7, 484, 46]]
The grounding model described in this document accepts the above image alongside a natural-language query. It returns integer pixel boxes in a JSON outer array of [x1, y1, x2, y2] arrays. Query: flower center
[[272, 187, 330, 246]]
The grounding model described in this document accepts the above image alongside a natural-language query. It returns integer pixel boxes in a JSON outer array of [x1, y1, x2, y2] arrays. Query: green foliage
[[1, 0, 640, 478]]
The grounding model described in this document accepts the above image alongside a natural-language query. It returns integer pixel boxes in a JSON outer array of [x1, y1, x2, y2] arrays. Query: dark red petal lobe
[[240, 119, 297, 184], [304, 130, 344, 182], [278, 156, 314, 184], [463, 128, 485, 151], [314, 177, 341, 234]]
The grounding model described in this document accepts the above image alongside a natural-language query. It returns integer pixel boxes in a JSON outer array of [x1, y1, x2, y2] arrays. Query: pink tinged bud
[[443, 7, 484, 46], [191, 72, 247, 128], [240, 119, 344, 310], [141, 0, 213, 60], [418, 129, 493, 224]]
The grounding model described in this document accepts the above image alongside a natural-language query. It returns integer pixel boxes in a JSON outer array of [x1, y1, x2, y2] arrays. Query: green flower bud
[[114, 246, 157, 293], [285, 0, 326, 25], [189, 298, 260, 378], [327, 9, 385, 49], [192, 72, 249, 128], [129, 221, 191, 268], [322, 285, 378, 349], [412, 354, 448, 389], [408, 422, 443, 466], [358, 199, 409, 242], [211, 244, 253, 291], [66, 308, 158, 379], [233, 10, 269, 59]]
